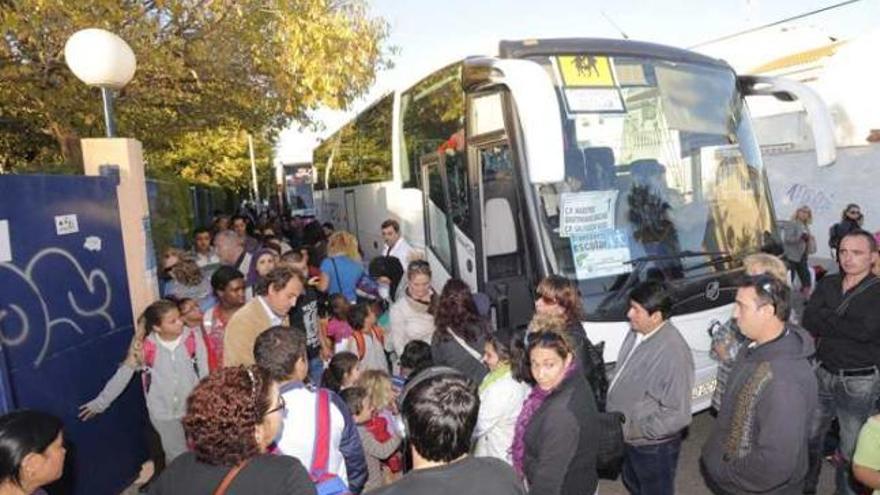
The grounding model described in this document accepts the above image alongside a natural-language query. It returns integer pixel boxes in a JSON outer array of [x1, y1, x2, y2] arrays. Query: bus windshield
[[529, 55, 776, 321]]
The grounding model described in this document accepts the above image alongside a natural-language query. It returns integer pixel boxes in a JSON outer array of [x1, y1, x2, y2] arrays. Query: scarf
[[510, 361, 577, 478], [405, 288, 434, 313], [479, 364, 511, 394]]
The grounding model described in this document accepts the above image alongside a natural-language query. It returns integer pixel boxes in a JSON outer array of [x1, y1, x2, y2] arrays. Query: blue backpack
[[309, 389, 352, 495]]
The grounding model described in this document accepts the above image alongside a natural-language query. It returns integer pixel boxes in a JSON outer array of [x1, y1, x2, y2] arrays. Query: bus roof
[[499, 38, 732, 71]]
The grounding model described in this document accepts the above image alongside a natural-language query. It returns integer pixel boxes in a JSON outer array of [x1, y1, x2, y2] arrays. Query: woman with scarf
[[533, 275, 608, 411], [474, 330, 528, 465], [244, 247, 278, 301], [511, 330, 599, 495], [388, 260, 435, 359]]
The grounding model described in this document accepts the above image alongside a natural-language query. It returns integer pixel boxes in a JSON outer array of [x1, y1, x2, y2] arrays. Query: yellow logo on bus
[[558, 55, 616, 87]]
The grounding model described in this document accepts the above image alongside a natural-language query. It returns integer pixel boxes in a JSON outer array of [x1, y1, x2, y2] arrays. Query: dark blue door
[[0, 174, 147, 494]]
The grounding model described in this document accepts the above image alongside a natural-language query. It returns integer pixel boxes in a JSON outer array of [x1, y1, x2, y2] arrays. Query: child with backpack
[[253, 326, 367, 495], [79, 298, 209, 462], [340, 386, 402, 492], [356, 370, 403, 483], [344, 303, 387, 372], [327, 294, 354, 353]]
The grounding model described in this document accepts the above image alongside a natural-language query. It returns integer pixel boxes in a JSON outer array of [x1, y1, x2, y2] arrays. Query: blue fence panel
[[0, 174, 147, 494]]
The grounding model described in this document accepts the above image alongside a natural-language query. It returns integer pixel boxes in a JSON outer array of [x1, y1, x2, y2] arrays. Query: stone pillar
[[82, 138, 158, 321]]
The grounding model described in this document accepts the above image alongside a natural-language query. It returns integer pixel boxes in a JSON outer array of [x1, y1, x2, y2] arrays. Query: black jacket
[[701, 325, 818, 495], [431, 325, 488, 386], [564, 320, 608, 411], [523, 368, 599, 495], [828, 218, 861, 249], [802, 273, 880, 371], [149, 452, 316, 495]]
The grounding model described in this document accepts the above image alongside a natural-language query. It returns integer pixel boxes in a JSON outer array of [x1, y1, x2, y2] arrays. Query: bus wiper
[[624, 250, 730, 265]]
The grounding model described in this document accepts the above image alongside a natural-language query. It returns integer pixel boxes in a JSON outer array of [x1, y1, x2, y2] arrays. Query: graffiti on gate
[[0, 247, 115, 368]]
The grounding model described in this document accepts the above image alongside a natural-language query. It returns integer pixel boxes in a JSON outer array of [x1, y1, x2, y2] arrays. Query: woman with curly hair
[[533, 275, 608, 411], [430, 278, 489, 385], [511, 330, 599, 495], [148, 365, 315, 494]]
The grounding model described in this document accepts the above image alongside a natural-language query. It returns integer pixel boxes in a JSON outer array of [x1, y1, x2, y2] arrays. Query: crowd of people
[[2, 203, 880, 495]]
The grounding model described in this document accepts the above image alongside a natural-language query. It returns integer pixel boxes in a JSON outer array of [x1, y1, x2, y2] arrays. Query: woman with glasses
[[784, 205, 816, 295], [533, 275, 608, 411], [148, 365, 315, 494], [829, 203, 864, 259], [511, 330, 599, 495]]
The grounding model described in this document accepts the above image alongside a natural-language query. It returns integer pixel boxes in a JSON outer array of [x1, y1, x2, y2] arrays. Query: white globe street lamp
[[64, 28, 137, 137]]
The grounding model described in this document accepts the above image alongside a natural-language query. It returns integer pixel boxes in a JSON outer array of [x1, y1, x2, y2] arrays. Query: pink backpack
[[141, 330, 199, 394]]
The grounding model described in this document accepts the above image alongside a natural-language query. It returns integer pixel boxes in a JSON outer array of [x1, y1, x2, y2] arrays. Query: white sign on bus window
[[570, 230, 632, 279], [559, 190, 618, 238]]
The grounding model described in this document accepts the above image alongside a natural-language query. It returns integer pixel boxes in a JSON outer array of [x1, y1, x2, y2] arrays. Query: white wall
[[764, 144, 880, 264]]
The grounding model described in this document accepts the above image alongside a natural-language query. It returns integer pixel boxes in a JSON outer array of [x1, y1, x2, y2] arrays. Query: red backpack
[[141, 329, 199, 394], [309, 389, 352, 495], [351, 325, 385, 361]]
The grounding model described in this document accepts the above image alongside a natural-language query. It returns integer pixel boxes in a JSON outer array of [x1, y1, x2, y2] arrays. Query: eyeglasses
[[848, 209, 862, 216], [265, 395, 285, 417]]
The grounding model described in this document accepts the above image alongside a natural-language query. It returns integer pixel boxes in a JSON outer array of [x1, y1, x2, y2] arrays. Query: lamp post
[[64, 28, 137, 138]]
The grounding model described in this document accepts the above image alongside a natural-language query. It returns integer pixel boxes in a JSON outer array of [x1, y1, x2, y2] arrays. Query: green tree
[[0, 0, 389, 188], [150, 125, 274, 194]]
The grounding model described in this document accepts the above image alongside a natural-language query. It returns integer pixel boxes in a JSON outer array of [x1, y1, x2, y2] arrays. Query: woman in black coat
[[431, 279, 490, 385], [511, 330, 599, 495], [533, 275, 608, 411]]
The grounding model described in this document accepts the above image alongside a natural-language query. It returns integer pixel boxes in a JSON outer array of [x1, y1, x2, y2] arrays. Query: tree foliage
[[149, 125, 274, 193], [0, 0, 389, 188]]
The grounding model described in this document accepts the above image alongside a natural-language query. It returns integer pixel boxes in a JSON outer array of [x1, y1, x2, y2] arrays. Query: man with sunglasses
[[803, 230, 880, 495], [701, 275, 818, 495]]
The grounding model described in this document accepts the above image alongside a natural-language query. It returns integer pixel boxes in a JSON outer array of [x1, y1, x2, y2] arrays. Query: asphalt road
[[598, 410, 835, 494]]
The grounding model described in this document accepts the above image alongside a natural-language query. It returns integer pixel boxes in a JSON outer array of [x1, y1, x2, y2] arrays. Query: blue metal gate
[[0, 174, 147, 494]]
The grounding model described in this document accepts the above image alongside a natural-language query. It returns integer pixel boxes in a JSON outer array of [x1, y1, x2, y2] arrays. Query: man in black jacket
[[701, 275, 818, 494], [803, 230, 880, 495]]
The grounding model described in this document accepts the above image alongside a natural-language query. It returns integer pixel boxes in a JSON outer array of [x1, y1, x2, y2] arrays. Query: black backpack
[[582, 339, 609, 413]]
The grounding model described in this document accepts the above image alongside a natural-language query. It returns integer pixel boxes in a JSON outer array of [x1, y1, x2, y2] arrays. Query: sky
[[273, 0, 880, 164]]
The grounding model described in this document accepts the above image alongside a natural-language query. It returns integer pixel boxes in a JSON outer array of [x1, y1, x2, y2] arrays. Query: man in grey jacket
[[701, 274, 818, 495], [606, 280, 693, 495]]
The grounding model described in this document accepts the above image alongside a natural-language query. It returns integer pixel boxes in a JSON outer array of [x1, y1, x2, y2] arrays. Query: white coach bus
[[312, 38, 835, 411]]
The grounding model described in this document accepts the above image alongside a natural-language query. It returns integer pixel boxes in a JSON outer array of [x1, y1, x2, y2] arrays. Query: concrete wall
[[764, 144, 880, 265]]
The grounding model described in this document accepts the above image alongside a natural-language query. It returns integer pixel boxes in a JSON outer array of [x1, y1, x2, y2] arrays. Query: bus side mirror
[[739, 75, 836, 167], [463, 58, 566, 184]]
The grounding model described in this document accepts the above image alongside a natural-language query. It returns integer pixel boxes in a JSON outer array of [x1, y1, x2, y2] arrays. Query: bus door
[[420, 152, 453, 291], [419, 136, 480, 293], [468, 91, 536, 332]]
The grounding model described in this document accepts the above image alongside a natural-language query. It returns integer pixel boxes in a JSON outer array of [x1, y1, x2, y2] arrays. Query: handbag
[[213, 458, 252, 495], [595, 411, 626, 480], [835, 277, 880, 316]]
